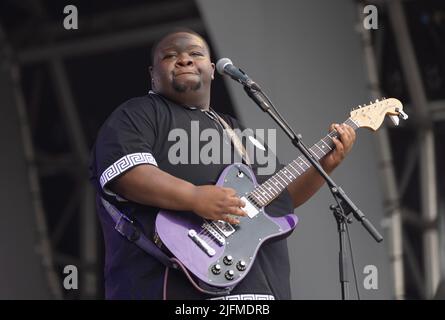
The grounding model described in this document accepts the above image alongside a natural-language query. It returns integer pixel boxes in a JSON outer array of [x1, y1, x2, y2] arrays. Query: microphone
[[216, 58, 261, 90]]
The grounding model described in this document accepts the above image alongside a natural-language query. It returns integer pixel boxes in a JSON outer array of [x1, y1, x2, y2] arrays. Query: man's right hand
[[192, 185, 246, 224], [111, 165, 247, 225]]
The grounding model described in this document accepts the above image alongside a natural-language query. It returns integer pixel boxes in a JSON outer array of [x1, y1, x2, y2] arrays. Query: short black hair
[[149, 27, 211, 66]]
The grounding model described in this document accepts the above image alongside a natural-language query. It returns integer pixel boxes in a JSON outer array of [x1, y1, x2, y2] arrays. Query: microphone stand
[[242, 85, 383, 300]]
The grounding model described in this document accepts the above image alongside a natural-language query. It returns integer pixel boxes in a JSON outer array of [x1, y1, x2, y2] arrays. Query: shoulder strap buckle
[[115, 214, 141, 242]]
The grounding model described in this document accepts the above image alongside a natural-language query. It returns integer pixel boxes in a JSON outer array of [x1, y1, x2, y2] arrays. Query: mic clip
[[238, 70, 261, 91]]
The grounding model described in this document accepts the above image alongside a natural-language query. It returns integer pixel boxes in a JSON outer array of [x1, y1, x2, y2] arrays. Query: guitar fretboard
[[247, 118, 359, 207]]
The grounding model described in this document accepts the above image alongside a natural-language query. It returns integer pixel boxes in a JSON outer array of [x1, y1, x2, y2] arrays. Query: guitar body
[[155, 163, 298, 289]]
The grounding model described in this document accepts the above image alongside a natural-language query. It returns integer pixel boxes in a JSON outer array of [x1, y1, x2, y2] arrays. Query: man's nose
[[176, 53, 193, 66]]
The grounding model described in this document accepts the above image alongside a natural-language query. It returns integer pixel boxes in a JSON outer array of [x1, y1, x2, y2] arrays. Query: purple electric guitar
[[155, 98, 407, 291]]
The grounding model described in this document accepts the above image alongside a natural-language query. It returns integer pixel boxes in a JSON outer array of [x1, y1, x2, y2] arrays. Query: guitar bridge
[[202, 222, 226, 245]]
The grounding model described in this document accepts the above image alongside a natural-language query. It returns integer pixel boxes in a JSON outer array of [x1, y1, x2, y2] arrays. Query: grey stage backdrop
[[197, 0, 393, 299]]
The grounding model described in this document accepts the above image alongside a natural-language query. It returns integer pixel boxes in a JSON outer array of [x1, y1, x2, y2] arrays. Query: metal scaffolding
[[359, 0, 443, 299], [388, 0, 441, 299], [0, 25, 62, 299], [5, 0, 204, 299], [356, 1, 405, 300]]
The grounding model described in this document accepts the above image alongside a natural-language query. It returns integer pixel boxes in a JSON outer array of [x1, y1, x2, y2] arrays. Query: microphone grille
[[216, 58, 232, 75]]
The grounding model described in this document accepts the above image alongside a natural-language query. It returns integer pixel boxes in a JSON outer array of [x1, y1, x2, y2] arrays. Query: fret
[[251, 188, 263, 199], [252, 189, 268, 204], [264, 181, 279, 196], [314, 143, 326, 156], [308, 147, 317, 159], [253, 192, 267, 207], [320, 139, 332, 151], [285, 171, 294, 181], [263, 183, 276, 199], [288, 162, 301, 175], [272, 177, 285, 189], [282, 170, 293, 182], [254, 191, 269, 206], [284, 168, 296, 179], [345, 118, 359, 129], [294, 160, 305, 171], [284, 164, 296, 177], [276, 176, 287, 189], [266, 179, 279, 192], [257, 185, 272, 201], [299, 157, 310, 169], [278, 171, 292, 183], [309, 147, 321, 160]]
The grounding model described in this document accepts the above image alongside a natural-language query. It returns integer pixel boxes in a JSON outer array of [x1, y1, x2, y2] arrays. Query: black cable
[[345, 221, 361, 300], [333, 194, 361, 300]]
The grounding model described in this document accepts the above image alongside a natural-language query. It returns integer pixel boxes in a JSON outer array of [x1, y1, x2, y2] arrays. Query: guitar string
[[194, 119, 359, 246], [199, 219, 219, 246]]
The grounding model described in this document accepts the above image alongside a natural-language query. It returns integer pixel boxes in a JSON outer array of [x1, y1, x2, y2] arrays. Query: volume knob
[[225, 270, 235, 280], [236, 260, 246, 271], [223, 255, 233, 265], [211, 264, 221, 275]]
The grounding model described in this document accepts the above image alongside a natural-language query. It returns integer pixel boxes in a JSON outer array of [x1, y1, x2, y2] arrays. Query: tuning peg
[[375, 99, 379, 103], [389, 115, 400, 126], [396, 108, 409, 120]]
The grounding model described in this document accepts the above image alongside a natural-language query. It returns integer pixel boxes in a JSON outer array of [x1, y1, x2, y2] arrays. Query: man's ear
[[211, 62, 215, 80]]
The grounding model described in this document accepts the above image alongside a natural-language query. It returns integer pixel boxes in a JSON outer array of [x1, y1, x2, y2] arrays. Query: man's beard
[[172, 79, 202, 93]]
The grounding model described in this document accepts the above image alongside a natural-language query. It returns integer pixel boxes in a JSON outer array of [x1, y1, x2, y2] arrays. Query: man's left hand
[[320, 123, 356, 173]]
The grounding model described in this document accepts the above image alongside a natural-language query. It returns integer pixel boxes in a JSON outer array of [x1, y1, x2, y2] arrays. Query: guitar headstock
[[349, 98, 407, 131]]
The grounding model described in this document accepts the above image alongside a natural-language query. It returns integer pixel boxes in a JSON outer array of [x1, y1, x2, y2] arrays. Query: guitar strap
[[100, 197, 178, 269], [212, 111, 252, 166], [101, 196, 232, 296]]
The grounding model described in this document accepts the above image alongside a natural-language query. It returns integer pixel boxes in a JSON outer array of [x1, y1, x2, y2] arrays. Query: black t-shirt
[[89, 92, 295, 300]]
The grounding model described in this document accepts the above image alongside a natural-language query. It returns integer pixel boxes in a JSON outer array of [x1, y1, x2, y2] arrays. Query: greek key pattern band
[[100, 152, 158, 189]]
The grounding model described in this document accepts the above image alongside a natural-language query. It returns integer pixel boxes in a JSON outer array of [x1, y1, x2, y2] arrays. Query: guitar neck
[[248, 117, 359, 207]]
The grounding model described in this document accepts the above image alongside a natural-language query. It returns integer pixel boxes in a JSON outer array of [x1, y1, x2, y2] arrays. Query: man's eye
[[163, 53, 176, 59], [191, 52, 204, 56]]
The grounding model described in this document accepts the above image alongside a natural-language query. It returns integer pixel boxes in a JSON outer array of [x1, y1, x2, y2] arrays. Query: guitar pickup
[[212, 220, 236, 238], [188, 229, 216, 257], [240, 196, 260, 218]]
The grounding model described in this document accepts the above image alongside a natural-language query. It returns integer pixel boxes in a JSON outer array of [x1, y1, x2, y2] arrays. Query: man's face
[[151, 32, 215, 99]]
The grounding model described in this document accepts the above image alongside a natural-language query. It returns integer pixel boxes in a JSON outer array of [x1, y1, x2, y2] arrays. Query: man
[[89, 29, 356, 299]]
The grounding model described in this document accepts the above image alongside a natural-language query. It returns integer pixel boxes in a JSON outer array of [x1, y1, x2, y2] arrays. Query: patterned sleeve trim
[[99, 152, 158, 192]]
